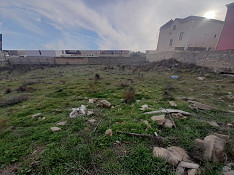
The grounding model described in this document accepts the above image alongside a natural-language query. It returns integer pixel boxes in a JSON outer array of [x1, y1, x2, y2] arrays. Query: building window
[[173, 25, 176, 30], [179, 32, 184, 40], [214, 34, 217, 38], [169, 39, 173, 46]]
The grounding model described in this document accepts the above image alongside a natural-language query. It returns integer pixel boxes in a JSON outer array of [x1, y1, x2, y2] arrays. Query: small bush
[[5, 88, 12, 94], [124, 87, 135, 104]]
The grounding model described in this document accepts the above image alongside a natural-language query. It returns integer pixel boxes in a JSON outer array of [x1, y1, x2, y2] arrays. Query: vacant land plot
[[0, 63, 233, 175]]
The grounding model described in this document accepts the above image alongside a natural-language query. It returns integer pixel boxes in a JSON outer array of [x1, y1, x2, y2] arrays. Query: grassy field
[[0, 64, 233, 175]]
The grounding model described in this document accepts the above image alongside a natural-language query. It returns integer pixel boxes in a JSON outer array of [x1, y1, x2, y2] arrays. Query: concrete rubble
[[153, 146, 200, 175], [98, 100, 112, 108], [88, 98, 97, 103], [195, 133, 229, 163], [69, 105, 87, 118]]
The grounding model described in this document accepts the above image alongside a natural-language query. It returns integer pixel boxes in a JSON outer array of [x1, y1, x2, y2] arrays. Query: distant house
[[157, 16, 224, 51], [0, 34, 2, 51], [216, 2, 234, 51]]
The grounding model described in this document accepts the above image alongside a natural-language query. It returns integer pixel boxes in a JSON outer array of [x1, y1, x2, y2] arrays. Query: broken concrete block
[[145, 109, 191, 116], [178, 161, 199, 169], [164, 119, 174, 128], [98, 100, 112, 108], [207, 121, 219, 127], [151, 115, 166, 125], [88, 98, 97, 103]]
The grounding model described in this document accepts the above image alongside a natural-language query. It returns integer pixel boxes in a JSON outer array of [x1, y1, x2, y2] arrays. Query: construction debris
[[56, 121, 67, 126], [151, 115, 166, 125]]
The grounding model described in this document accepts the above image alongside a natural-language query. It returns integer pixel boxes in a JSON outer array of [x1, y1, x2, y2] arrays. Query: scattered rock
[[227, 95, 234, 101], [105, 129, 112, 136], [227, 122, 234, 127], [87, 119, 96, 125], [222, 163, 234, 175], [164, 119, 174, 128], [88, 98, 97, 103], [69, 105, 87, 118], [140, 104, 149, 111], [38, 117, 45, 121], [136, 100, 141, 103], [50, 127, 61, 132], [178, 161, 199, 169], [153, 147, 167, 158], [87, 110, 94, 116], [143, 120, 152, 129], [56, 121, 67, 126], [195, 134, 227, 163], [171, 113, 187, 119], [169, 101, 177, 107], [187, 169, 199, 175], [151, 115, 166, 125], [98, 100, 112, 108], [32, 113, 42, 119], [189, 100, 213, 110], [207, 121, 219, 127], [176, 166, 185, 175], [166, 146, 190, 166], [197, 77, 206, 81]]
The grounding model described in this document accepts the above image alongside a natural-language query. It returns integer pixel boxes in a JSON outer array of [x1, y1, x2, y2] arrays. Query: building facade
[[157, 16, 224, 52], [216, 2, 234, 51], [0, 34, 2, 51]]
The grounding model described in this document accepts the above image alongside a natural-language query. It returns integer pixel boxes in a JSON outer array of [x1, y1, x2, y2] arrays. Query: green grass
[[0, 65, 233, 174]]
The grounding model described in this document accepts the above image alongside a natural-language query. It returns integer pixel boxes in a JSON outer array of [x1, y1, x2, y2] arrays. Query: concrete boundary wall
[[8, 56, 146, 65], [146, 51, 234, 73]]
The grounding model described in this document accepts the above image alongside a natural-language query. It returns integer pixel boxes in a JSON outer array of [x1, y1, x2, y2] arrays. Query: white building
[[157, 16, 224, 51]]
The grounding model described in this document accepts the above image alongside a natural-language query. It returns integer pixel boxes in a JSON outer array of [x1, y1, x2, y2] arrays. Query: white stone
[[50, 127, 61, 132], [69, 105, 87, 118], [188, 169, 198, 175], [87, 110, 94, 116], [56, 121, 67, 126], [153, 147, 167, 158], [140, 104, 149, 111], [169, 101, 177, 107], [32, 113, 42, 119]]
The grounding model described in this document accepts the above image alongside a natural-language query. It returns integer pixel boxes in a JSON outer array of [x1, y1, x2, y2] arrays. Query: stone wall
[[8, 56, 146, 65], [146, 51, 234, 73]]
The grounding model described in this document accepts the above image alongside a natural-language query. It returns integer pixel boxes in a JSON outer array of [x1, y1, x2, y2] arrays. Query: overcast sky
[[0, 0, 233, 51]]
